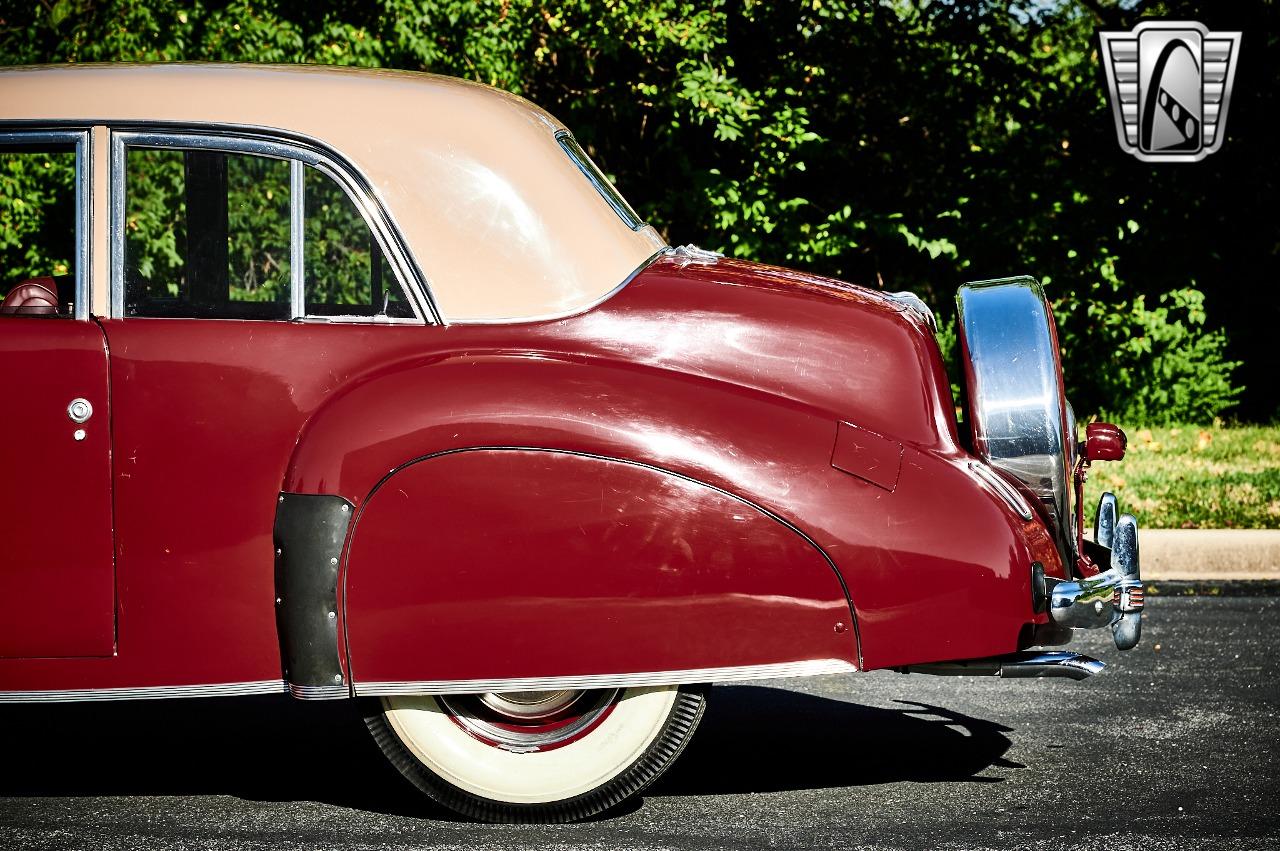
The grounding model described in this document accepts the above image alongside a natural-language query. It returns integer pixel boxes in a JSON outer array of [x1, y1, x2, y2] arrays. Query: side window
[[0, 138, 81, 317], [122, 142, 415, 321], [303, 165, 413, 318], [124, 148, 292, 319]]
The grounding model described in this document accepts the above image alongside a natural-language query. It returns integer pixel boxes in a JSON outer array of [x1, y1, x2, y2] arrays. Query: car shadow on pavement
[[653, 685, 1020, 796], [0, 685, 1017, 817]]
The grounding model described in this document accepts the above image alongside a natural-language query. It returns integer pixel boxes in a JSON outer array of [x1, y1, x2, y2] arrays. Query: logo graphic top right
[[1099, 21, 1242, 163]]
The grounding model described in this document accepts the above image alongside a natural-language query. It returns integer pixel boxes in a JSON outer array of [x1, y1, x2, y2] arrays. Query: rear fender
[[342, 448, 859, 693]]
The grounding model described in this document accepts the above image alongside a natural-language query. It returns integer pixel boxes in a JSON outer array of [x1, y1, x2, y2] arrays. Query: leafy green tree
[[1, 0, 1272, 422]]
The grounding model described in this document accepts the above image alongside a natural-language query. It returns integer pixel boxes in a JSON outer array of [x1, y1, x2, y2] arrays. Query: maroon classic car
[[0, 64, 1142, 822]]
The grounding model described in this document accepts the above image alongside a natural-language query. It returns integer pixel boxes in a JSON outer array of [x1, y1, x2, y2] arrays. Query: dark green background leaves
[[2, 0, 1275, 422]]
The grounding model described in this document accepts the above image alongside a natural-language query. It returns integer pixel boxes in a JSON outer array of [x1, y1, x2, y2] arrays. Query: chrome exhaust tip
[[902, 651, 1105, 681], [996, 651, 1105, 680]]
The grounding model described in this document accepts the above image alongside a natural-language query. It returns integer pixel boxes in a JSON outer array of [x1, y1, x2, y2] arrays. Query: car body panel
[[0, 66, 1068, 700], [344, 448, 856, 685], [0, 318, 115, 659], [0, 253, 1058, 695]]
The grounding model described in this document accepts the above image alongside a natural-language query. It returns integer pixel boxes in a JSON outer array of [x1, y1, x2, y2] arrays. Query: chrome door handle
[[67, 398, 94, 423]]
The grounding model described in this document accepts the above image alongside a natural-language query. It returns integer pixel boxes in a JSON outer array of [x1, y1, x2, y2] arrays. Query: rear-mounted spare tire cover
[[956, 276, 1075, 556]]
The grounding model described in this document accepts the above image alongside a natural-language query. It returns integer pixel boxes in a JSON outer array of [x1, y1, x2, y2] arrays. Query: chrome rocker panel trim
[[0, 679, 287, 704], [1049, 492, 1144, 651], [357, 659, 859, 697]]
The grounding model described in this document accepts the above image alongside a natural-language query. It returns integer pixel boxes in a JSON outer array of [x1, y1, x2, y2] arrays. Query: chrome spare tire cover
[[956, 276, 1075, 557]]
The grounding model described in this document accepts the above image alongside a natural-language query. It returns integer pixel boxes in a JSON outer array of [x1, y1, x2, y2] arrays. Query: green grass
[[1083, 424, 1280, 529]]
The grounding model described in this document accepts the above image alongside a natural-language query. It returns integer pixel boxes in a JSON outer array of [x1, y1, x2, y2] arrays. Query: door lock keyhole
[[67, 398, 93, 424]]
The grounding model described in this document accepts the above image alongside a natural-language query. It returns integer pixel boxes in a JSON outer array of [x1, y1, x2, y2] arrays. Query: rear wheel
[[365, 684, 707, 823]]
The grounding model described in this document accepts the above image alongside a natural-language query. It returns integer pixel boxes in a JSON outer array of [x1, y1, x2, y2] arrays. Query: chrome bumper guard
[[1046, 492, 1144, 651]]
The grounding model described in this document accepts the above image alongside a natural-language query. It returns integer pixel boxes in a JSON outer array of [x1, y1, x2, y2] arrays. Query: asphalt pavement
[[2, 595, 1278, 850]]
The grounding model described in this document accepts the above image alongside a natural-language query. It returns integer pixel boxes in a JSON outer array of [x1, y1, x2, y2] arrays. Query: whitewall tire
[[365, 684, 708, 822]]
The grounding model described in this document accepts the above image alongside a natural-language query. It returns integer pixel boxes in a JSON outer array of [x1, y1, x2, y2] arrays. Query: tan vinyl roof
[[0, 63, 666, 322]]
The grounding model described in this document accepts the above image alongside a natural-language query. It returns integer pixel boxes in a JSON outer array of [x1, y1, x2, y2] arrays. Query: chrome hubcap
[[477, 689, 580, 720], [438, 688, 619, 753]]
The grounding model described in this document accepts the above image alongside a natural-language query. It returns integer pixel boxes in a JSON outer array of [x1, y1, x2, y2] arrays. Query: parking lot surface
[[2, 595, 1277, 850]]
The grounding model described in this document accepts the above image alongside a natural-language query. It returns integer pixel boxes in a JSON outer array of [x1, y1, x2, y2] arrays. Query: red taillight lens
[[1083, 422, 1127, 462]]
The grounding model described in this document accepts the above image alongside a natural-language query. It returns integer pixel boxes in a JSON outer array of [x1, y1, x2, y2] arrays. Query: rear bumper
[[1047, 491, 1144, 651]]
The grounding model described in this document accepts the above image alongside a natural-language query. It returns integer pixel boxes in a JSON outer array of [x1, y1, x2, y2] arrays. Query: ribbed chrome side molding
[[287, 682, 349, 700], [357, 658, 859, 697], [0, 679, 287, 704], [0, 661, 862, 703]]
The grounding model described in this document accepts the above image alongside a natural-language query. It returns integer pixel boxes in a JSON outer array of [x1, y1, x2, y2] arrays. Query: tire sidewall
[[365, 684, 708, 823]]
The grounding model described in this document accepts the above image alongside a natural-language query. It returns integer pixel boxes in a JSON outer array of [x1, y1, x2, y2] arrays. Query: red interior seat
[[1, 277, 62, 315]]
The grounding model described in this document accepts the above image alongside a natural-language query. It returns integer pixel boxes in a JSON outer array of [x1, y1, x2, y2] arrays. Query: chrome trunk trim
[[885, 290, 937, 331]]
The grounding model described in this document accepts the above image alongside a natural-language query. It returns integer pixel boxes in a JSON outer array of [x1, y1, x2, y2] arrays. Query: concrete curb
[[1138, 529, 1280, 581], [1144, 579, 1280, 597]]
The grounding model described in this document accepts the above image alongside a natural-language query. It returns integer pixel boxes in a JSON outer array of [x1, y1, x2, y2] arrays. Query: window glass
[[0, 142, 78, 317], [303, 165, 414, 319], [124, 147, 291, 319], [555, 132, 645, 231]]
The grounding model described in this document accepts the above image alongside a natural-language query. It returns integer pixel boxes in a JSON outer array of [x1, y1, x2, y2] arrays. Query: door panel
[[0, 318, 114, 657]]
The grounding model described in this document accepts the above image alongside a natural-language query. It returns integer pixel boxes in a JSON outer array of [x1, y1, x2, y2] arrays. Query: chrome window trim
[[0, 679, 287, 704], [554, 130, 646, 231], [109, 131, 125, 318], [296, 315, 423, 326], [289, 158, 305, 318], [0, 128, 92, 320], [109, 127, 437, 323], [356, 659, 860, 697]]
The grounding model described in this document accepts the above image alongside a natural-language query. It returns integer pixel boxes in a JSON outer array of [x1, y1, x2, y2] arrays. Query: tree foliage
[[1, 0, 1274, 422]]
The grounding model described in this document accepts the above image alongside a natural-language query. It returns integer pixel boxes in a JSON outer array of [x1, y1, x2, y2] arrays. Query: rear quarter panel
[[344, 448, 856, 686]]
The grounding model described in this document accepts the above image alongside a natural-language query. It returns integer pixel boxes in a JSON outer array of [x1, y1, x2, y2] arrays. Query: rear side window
[[555, 131, 645, 231], [125, 148, 291, 319], [122, 143, 415, 321], [0, 138, 81, 317], [302, 164, 412, 318]]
